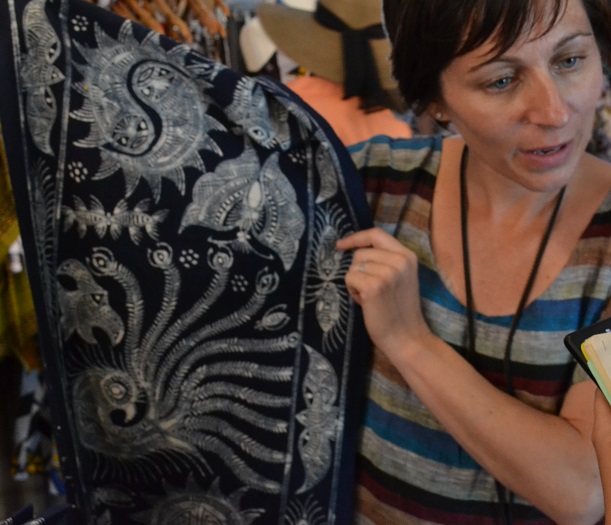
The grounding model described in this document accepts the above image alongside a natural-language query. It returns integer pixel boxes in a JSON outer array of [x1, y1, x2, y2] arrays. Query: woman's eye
[[557, 56, 580, 69], [486, 77, 512, 91]]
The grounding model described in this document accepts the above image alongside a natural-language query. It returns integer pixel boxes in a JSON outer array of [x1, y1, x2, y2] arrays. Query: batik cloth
[[0, 0, 372, 523], [349, 135, 611, 524]]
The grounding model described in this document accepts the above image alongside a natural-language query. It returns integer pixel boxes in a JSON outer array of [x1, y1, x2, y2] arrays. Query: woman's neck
[[445, 136, 568, 229]]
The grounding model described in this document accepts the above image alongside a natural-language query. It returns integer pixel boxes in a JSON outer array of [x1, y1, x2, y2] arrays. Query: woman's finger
[[349, 246, 410, 276], [336, 227, 405, 252], [356, 259, 370, 274]]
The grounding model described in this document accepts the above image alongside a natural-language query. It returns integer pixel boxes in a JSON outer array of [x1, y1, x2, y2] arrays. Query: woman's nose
[[522, 73, 571, 128]]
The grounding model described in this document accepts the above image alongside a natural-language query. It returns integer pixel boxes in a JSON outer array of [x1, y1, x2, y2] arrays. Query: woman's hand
[[336, 227, 432, 364]]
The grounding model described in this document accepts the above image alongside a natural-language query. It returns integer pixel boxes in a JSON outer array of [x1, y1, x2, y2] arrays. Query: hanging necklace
[[459, 145, 566, 525]]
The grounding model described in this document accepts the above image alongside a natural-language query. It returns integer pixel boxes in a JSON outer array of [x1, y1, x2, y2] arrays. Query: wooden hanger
[[211, 0, 230, 18], [140, 0, 160, 20], [152, 0, 194, 42], [110, 0, 229, 46], [187, 0, 226, 38], [174, 0, 188, 17], [111, 0, 140, 23], [123, 0, 166, 34]]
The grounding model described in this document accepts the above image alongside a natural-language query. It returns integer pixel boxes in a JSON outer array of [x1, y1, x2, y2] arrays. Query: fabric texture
[[348, 135, 611, 524], [286, 77, 412, 147], [1, 504, 72, 525], [0, 0, 373, 523], [0, 505, 33, 525]]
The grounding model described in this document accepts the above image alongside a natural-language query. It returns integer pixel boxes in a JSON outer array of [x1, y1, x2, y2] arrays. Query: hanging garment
[[11, 367, 64, 497], [0, 0, 373, 523], [0, 127, 39, 371], [0, 505, 33, 525], [0, 503, 72, 524], [0, 125, 57, 497]]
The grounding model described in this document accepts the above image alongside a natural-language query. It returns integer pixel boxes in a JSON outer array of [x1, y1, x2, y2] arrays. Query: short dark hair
[[383, 0, 611, 114]]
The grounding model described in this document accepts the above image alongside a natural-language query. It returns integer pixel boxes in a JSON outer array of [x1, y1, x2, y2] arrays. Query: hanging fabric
[[0, 0, 372, 524], [0, 125, 39, 371], [0, 121, 61, 504]]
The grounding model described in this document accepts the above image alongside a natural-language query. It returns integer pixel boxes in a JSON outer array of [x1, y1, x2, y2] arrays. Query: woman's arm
[[337, 227, 604, 525], [593, 389, 611, 524]]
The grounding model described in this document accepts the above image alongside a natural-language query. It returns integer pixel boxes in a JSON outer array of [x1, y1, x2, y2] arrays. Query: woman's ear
[[427, 101, 448, 123]]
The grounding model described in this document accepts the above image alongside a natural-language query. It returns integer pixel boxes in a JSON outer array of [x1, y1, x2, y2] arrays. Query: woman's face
[[436, 0, 604, 192]]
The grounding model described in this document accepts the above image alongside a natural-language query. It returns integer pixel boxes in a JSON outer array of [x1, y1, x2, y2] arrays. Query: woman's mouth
[[520, 141, 573, 170], [531, 145, 565, 156]]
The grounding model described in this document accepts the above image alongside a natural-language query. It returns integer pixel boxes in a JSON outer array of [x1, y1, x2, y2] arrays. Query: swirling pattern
[[70, 22, 225, 199]]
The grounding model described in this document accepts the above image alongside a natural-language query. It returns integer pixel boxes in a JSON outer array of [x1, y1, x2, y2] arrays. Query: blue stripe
[[418, 264, 607, 331], [418, 264, 469, 315], [526, 298, 606, 329], [364, 398, 480, 469], [348, 134, 443, 154]]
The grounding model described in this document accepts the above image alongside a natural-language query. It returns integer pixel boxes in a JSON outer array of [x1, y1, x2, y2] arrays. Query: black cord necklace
[[459, 145, 566, 525]]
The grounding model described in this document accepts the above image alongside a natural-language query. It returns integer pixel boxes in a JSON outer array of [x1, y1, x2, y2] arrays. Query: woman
[[337, 0, 611, 523]]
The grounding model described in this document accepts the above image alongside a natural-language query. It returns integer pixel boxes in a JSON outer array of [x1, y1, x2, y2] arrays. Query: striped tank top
[[348, 134, 611, 524]]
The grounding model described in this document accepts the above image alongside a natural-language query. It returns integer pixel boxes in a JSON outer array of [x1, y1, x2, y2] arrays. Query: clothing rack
[[100, 0, 258, 69]]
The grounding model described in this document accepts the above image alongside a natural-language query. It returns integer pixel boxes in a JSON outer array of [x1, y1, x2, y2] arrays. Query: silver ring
[[358, 260, 367, 273]]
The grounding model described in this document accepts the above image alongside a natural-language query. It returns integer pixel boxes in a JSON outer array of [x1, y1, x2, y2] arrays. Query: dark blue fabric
[[0, 505, 33, 525], [24, 504, 73, 525], [0, 0, 373, 522]]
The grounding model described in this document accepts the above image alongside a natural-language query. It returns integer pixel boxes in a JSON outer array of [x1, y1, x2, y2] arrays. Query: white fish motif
[[296, 346, 339, 494], [20, 0, 64, 155], [62, 196, 168, 244], [255, 304, 290, 331], [306, 206, 352, 352]]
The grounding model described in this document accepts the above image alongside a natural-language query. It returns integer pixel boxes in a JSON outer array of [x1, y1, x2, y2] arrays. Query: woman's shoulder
[[348, 134, 444, 175], [562, 154, 611, 258]]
